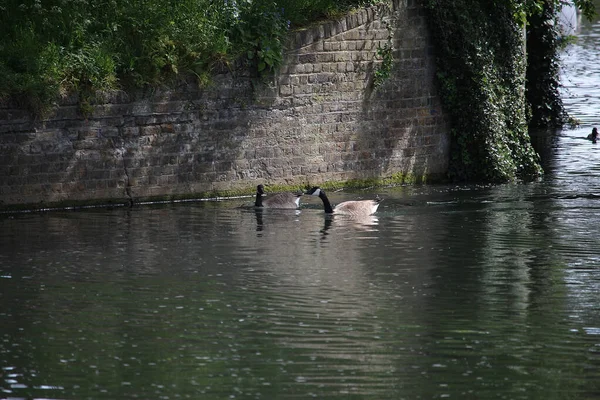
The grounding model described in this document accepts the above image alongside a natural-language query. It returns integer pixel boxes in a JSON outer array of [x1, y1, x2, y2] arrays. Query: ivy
[[424, 0, 541, 182], [373, 21, 394, 88], [525, 0, 595, 128], [424, 0, 595, 182]]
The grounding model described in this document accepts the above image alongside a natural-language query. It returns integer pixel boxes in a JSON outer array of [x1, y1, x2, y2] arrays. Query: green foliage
[[525, 0, 595, 128], [572, 0, 597, 20], [0, 26, 64, 116], [525, 1, 566, 128], [424, 0, 595, 182], [424, 0, 543, 183], [230, 0, 288, 75], [373, 21, 394, 88], [0, 0, 237, 114], [0, 0, 380, 115]]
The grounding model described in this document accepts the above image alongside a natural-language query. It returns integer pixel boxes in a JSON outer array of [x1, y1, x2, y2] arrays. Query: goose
[[306, 186, 382, 216], [255, 184, 302, 209], [587, 127, 599, 143]]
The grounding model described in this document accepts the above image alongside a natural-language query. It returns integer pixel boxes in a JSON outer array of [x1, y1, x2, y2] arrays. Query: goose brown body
[[306, 187, 381, 216]]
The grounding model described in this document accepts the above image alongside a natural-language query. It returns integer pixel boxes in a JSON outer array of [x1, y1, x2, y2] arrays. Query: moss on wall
[[0, 171, 447, 213]]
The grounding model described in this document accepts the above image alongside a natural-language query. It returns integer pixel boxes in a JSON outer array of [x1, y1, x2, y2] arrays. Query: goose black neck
[[255, 191, 263, 207], [319, 190, 334, 214]]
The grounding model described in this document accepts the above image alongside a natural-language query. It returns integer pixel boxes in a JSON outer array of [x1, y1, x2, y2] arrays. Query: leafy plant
[[373, 21, 394, 88], [423, 0, 596, 183], [424, 0, 541, 182], [0, 26, 64, 117], [525, 0, 594, 128], [0, 0, 234, 114], [230, 0, 289, 76]]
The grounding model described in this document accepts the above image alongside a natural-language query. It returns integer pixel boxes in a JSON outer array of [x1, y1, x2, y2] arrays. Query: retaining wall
[[0, 0, 450, 210]]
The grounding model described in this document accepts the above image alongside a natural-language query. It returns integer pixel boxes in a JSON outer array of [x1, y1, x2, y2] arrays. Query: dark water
[[3, 14, 600, 400]]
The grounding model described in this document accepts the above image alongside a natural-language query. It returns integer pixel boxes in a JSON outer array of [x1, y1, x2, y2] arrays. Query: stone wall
[[0, 0, 450, 210]]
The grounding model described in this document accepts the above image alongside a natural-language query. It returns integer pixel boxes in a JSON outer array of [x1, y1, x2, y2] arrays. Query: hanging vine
[[423, 0, 595, 183]]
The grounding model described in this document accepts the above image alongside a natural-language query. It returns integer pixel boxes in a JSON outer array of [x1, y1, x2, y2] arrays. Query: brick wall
[[0, 1, 450, 210]]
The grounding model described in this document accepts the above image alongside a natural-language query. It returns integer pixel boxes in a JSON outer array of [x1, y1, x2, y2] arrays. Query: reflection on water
[[561, 12, 600, 124], [2, 9, 600, 400]]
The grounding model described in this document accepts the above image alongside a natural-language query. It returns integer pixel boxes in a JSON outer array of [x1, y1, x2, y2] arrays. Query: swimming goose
[[587, 127, 599, 143], [255, 184, 302, 209], [306, 187, 382, 216]]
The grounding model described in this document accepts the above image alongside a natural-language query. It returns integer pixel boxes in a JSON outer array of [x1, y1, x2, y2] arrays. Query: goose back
[[255, 185, 302, 209], [306, 187, 381, 216], [333, 199, 381, 216]]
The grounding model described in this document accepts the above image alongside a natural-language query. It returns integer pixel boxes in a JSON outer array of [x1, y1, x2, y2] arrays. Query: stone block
[[311, 40, 324, 52], [299, 54, 317, 64], [343, 30, 360, 41]]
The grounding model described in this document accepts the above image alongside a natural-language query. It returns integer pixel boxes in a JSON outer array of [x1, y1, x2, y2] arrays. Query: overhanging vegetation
[[423, 0, 595, 183]]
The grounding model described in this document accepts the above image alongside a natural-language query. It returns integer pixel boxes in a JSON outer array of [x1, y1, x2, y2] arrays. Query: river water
[[2, 12, 600, 400]]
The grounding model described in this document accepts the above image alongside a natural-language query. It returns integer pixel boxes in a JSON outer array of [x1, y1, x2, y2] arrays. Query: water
[[2, 13, 600, 400]]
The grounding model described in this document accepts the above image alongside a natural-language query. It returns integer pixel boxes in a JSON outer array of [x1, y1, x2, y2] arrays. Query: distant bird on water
[[305, 187, 382, 216], [587, 127, 599, 143], [254, 184, 302, 209]]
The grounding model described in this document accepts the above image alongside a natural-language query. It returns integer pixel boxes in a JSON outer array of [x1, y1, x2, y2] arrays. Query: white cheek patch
[[294, 197, 300, 206], [312, 188, 321, 196]]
